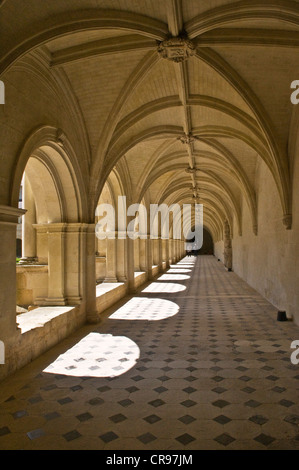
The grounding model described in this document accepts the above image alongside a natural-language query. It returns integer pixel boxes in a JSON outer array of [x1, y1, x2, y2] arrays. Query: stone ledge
[[16, 305, 75, 334], [96, 281, 127, 315], [16, 264, 48, 272]]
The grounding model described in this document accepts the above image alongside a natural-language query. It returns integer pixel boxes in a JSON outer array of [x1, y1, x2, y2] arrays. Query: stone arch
[[14, 126, 88, 308], [11, 126, 87, 222]]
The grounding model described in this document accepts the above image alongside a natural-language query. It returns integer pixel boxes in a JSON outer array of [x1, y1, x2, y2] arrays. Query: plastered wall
[[231, 155, 299, 326]]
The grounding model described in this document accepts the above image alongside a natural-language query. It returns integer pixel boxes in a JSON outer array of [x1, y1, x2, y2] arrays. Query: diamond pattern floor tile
[[1, 256, 299, 450]]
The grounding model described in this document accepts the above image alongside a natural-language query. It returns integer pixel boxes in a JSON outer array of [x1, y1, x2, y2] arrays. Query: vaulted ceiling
[[1, 0, 299, 239]]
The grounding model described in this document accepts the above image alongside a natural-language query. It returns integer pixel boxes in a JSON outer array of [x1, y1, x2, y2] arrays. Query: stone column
[[162, 238, 170, 269], [165, 239, 170, 269], [139, 237, 147, 272], [168, 237, 172, 264], [97, 237, 106, 257], [19, 174, 37, 264], [116, 233, 127, 282], [104, 236, 118, 282], [180, 240, 184, 259], [153, 238, 163, 271], [33, 224, 48, 264], [0, 205, 25, 343], [64, 223, 84, 304], [173, 239, 177, 262], [146, 236, 154, 280], [126, 217, 136, 293], [134, 238, 141, 271], [85, 224, 99, 323], [177, 239, 181, 261], [224, 220, 232, 271], [44, 223, 66, 305]]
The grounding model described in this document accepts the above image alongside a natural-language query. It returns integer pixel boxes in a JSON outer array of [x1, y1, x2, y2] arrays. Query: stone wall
[[231, 155, 299, 326], [16, 265, 48, 307]]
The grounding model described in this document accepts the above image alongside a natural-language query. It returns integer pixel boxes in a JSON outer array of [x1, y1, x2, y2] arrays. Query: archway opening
[[198, 227, 214, 255], [15, 143, 83, 313], [185, 225, 214, 256]]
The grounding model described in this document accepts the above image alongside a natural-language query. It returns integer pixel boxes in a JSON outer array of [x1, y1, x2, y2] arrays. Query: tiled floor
[[1, 255, 299, 450]]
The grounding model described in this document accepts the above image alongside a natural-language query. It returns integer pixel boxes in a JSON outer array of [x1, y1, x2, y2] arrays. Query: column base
[[103, 277, 119, 283], [86, 311, 101, 324], [18, 257, 38, 265], [34, 297, 67, 306], [66, 296, 82, 305]]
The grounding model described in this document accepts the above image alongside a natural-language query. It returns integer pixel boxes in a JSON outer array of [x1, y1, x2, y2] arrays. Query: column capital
[[0, 205, 26, 225]]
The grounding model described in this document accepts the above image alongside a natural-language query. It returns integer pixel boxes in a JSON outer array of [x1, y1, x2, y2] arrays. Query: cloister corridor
[[1, 255, 298, 451]]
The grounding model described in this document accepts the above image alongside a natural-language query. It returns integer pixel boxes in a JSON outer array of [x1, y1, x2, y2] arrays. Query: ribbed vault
[[2, 0, 299, 233]]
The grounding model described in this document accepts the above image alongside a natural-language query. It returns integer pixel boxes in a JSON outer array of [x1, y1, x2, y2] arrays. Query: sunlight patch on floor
[[158, 273, 190, 281], [142, 282, 186, 293], [166, 268, 192, 273], [109, 297, 179, 320], [43, 332, 140, 378]]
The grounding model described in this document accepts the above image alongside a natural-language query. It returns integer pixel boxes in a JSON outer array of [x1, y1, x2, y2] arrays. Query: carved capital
[[56, 128, 66, 147], [157, 36, 196, 63], [179, 133, 196, 145], [185, 166, 198, 174], [283, 214, 292, 230]]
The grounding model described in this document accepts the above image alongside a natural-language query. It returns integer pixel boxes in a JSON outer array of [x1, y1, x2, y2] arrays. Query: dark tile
[[148, 399, 165, 408], [266, 375, 279, 382], [178, 415, 196, 425], [180, 400, 197, 408], [212, 400, 230, 409], [109, 413, 127, 423], [131, 375, 144, 382], [70, 385, 83, 392], [41, 384, 57, 391], [211, 366, 222, 372], [5, 396, 15, 402], [284, 414, 299, 425], [245, 400, 261, 408], [271, 386, 286, 393], [76, 412, 93, 422], [28, 395, 43, 404], [184, 376, 197, 382], [158, 376, 170, 382], [27, 428, 46, 440], [99, 431, 119, 443], [97, 386, 111, 393], [137, 433, 157, 444], [212, 387, 227, 394], [125, 386, 139, 393], [242, 387, 256, 394], [239, 376, 252, 382], [143, 414, 161, 424], [254, 433, 275, 446], [214, 433, 235, 446], [183, 387, 197, 394], [58, 397, 73, 405], [88, 397, 104, 406], [213, 415, 231, 425], [175, 433, 196, 445], [153, 386, 168, 394], [12, 410, 28, 419], [118, 399, 134, 407], [279, 399, 295, 408], [44, 411, 61, 421], [212, 376, 225, 382], [249, 415, 268, 425], [0, 427, 11, 437]]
